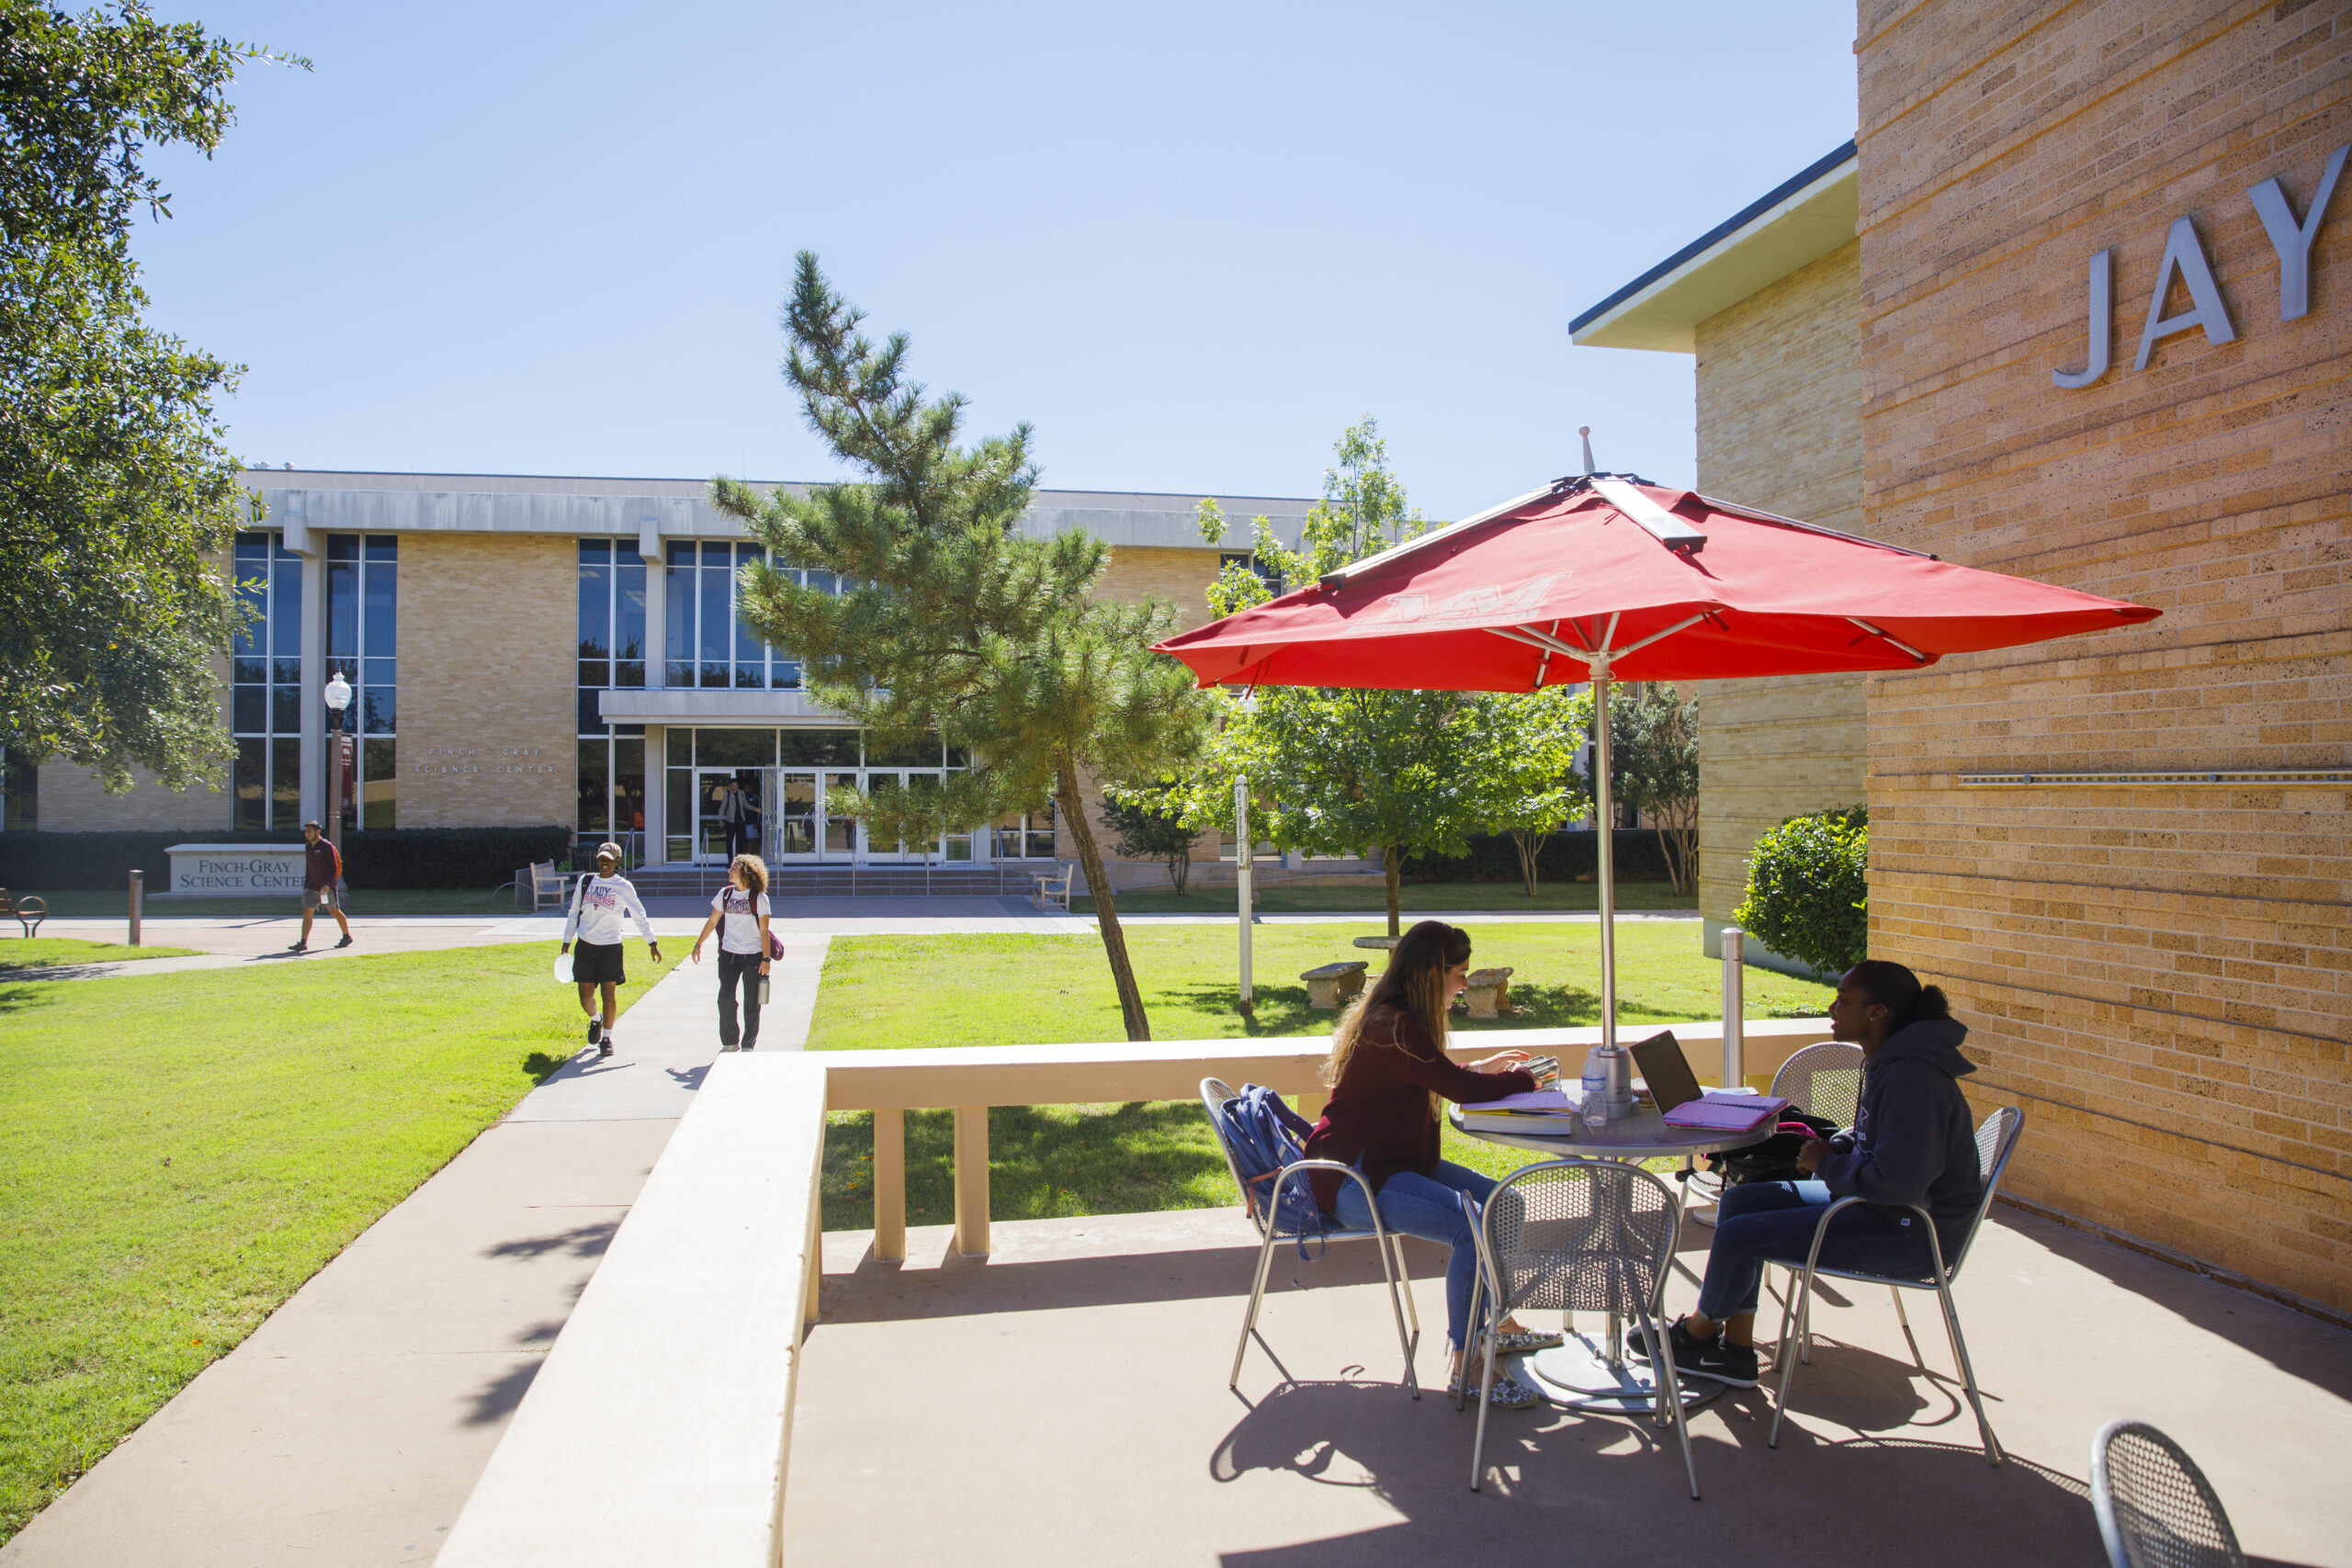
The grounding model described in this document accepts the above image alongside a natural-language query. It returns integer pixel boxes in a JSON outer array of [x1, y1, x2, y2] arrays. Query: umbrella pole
[[1591, 660, 1616, 1052]]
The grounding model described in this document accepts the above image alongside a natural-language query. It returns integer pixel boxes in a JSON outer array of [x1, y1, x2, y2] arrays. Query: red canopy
[[1155, 479, 2159, 689]]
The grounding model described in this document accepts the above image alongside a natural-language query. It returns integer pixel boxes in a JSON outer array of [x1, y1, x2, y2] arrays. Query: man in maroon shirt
[[290, 820, 353, 953]]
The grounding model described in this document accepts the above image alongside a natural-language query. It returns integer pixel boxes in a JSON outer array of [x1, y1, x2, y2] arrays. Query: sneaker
[[1448, 1371, 1541, 1409], [288, 941, 307, 953], [334, 934, 354, 949], [1631, 1321, 1760, 1387], [586, 1018, 602, 1047], [741, 1041, 756, 1052], [1489, 1325, 1564, 1354], [598, 1036, 614, 1059]]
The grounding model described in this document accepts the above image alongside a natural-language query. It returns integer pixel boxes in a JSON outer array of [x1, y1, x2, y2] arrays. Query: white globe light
[[322, 671, 353, 712]]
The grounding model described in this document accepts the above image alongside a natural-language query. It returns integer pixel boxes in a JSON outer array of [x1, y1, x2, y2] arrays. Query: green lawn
[[1077, 878, 1693, 915], [0, 939, 202, 970], [811, 921, 1828, 1229], [27, 886, 532, 919], [0, 938, 674, 1546]]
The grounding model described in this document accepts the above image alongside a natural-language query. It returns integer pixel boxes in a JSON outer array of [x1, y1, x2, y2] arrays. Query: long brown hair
[[729, 853, 768, 897], [1324, 919, 1473, 1089]]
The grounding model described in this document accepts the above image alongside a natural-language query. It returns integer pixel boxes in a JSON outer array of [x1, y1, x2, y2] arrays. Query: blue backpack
[[1216, 1084, 1340, 1258]]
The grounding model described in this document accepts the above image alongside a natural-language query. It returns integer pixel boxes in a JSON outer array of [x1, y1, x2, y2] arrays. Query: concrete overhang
[[597, 689, 847, 726], [1569, 141, 1858, 355]]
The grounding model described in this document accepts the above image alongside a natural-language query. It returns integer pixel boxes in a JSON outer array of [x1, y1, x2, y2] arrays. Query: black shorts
[[572, 941, 626, 985]]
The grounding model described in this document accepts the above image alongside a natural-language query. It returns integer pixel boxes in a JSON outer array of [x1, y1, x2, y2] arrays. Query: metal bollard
[[129, 869, 143, 948], [1721, 926, 1745, 1090]]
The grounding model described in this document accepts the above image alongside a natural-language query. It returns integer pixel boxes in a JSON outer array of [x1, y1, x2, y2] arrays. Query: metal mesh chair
[[1771, 1041, 1866, 1127], [1199, 1078, 1422, 1400], [1463, 1159, 1699, 1498], [2091, 1419, 2245, 1568], [1768, 1105, 2025, 1463]]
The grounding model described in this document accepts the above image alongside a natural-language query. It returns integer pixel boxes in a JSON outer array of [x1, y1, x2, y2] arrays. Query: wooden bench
[[1300, 960, 1368, 1010], [1030, 863, 1076, 912], [1461, 965, 1515, 1018], [1, 888, 48, 939]]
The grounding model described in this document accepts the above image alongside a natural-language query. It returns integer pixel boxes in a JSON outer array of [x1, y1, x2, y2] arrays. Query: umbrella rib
[[1611, 612, 1710, 660], [1847, 616, 1929, 663], [1489, 625, 1585, 659]]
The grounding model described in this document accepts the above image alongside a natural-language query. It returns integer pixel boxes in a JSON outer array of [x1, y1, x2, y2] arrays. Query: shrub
[[1733, 806, 1868, 976], [0, 827, 570, 891]]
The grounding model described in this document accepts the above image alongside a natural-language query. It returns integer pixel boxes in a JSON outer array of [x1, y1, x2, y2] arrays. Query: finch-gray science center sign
[[2053, 142, 2345, 388]]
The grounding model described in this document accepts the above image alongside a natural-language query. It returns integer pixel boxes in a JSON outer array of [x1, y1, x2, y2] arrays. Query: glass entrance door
[[694, 767, 763, 863], [770, 770, 818, 860], [821, 771, 859, 859]]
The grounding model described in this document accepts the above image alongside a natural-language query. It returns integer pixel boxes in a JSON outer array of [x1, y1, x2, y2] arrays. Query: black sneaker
[[586, 1018, 603, 1047], [288, 940, 307, 953], [334, 934, 354, 949], [741, 1041, 756, 1052], [598, 1036, 614, 1058], [1629, 1320, 1761, 1387]]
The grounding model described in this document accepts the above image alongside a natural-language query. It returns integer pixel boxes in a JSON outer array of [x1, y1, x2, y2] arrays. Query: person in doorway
[[690, 853, 773, 1051], [560, 841, 661, 1058], [1633, 959, 1984, 1387], [288, 820, 352, 953], [1301, 919, 1562, 1408], [718, 775, 760, 858]]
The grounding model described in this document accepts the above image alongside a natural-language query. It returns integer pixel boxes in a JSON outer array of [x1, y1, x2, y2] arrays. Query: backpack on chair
[[1215, 1084, 1339, 1258]]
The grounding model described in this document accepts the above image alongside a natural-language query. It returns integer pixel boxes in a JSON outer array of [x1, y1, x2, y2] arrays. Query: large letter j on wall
[[2053, 248, 2112, 389]]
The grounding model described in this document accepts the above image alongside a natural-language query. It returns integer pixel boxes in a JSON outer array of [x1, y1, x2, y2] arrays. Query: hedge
[[1732, 806, 1868, 976], [1403, 829, 1674, 885], [0, 827, 571, 892]]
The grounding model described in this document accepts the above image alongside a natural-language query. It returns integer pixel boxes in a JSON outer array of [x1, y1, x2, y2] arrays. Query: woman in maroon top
[[1302, 919, 1562, 1407]]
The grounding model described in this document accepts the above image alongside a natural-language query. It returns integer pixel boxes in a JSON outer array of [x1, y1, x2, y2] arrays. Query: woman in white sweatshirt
[[560, 842, 661, 1058]]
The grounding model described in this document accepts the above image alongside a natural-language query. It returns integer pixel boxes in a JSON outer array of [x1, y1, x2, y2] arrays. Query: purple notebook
[[1662, 1095, 1788, 1132]]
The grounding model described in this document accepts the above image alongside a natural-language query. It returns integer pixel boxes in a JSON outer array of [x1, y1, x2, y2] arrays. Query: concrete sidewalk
[[0, 945, 810, 1568]]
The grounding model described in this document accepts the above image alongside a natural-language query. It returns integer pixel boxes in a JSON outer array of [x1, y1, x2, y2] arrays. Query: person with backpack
[[1632, 959, 1984, 1389], [689, 853, 773, 1052], [560, 842, 661, 1058], [1301, 919, 1561, 1408], [288, 819, 353, 953]]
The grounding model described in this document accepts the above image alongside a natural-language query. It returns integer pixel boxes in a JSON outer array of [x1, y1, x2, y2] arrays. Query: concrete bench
[[1300, 960, 1368, 1010], [1461, 965, 1515, 1018], [1351, 934, 1399, 952]]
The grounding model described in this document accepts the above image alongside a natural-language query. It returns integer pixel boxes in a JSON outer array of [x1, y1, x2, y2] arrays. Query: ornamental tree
[[0, 3, 300, 790], [717, 253, 1210, 1040], [1101, 781, 1200, 895], [1733, 805, 1867, 976]]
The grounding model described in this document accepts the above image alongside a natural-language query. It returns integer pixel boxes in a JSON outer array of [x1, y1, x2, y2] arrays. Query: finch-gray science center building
[[10, 470, 1310, 885]]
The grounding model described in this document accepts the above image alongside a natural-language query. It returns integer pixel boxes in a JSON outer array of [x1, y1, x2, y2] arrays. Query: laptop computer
[[1629, 1030, 1704, 1114]]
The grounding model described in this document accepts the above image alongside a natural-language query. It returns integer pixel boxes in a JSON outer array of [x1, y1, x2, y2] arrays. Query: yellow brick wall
[[32, 762, 232, 832], [1859, 1, 2351, 1312], [1691, 242, 1870, 931], [398, 534, 575, 829]]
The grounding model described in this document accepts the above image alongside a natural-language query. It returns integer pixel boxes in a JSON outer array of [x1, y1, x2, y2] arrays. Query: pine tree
[[714, 253, 1209, 1040]]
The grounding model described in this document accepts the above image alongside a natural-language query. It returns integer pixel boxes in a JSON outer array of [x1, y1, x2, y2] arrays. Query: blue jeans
[[1334, 1160, 1497, 1352], [1695, 1180, 1945, 1322]]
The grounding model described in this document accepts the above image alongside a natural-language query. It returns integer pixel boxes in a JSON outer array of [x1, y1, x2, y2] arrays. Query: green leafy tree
[[1102, 781, 1200, 894], [1609, 683, 1701, 894], [1483, 687, 1591, 897], [716, 253, 1209, 1040], [1733, 805, 1867, 976], [1163, 421, 1586, 934], [1, 3, 300, 791]]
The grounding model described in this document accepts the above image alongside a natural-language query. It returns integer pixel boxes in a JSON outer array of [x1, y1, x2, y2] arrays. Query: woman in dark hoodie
[[1638, 959, 1984, 1387]]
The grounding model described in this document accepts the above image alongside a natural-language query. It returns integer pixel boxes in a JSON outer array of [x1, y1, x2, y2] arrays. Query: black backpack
[[1705, 1110, 1842, 1186]]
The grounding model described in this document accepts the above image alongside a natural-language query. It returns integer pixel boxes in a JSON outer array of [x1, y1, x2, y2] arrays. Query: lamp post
[[322, 671, 353, 852]]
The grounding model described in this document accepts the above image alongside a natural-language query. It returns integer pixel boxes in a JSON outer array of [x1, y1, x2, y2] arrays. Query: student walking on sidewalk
[[690, 853, 773, 1051], [289, 820, 353, 953], [560, 842, 661, 1058]]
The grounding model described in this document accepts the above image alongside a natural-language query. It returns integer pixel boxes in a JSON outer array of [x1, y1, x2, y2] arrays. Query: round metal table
[[1449, 1102, 1774, 1415]]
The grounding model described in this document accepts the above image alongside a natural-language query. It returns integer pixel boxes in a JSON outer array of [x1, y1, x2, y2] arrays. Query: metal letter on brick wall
[[2052, 248, 2112, 389], [2247, 142, 2347, 323], [2134, 216, 2236, 370]]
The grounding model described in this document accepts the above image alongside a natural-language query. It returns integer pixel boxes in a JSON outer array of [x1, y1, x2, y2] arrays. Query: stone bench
[[1300, 960, 1369, 1010], [1461, 965, 1515, 1019]]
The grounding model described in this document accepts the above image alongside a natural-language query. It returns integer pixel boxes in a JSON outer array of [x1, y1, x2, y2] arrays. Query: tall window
[[0, 750, 35, 830], [665, 541, 839, 689], [577, 541, 648, 861], [325, 535, 398, 828], [231, 532, 303, 831]]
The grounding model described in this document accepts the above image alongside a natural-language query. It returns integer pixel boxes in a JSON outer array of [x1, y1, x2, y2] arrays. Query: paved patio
[[789, 1206, 2350, 1568]]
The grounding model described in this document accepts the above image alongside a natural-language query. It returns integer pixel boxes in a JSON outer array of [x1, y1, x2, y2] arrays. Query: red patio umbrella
[[1155, 475, 2159, 1050]]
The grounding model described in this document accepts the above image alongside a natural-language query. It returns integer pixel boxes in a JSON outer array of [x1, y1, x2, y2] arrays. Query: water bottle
[[1580, 1049, 1610, 1125], [759, 973, 772, 1006]]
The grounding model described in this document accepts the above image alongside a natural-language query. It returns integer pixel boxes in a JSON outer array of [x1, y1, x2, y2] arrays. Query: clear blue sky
[[139, 1, 1858, 519]]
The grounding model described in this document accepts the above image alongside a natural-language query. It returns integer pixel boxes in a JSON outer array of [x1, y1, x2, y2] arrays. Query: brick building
[[1575, 5, 2349, 1317], [13, 472, 1310, 885]]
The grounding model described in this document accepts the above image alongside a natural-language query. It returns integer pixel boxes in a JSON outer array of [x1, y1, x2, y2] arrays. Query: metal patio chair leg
[[1648, 1309, 1701, 1500], [1229, 1220, 1283, 1390], [1357, 1190, 1419, 1400], [1391, 1232, 1422, 1339], [1469, 1308, 1501, 1492], [1914, 1220, 2001, 1466]]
